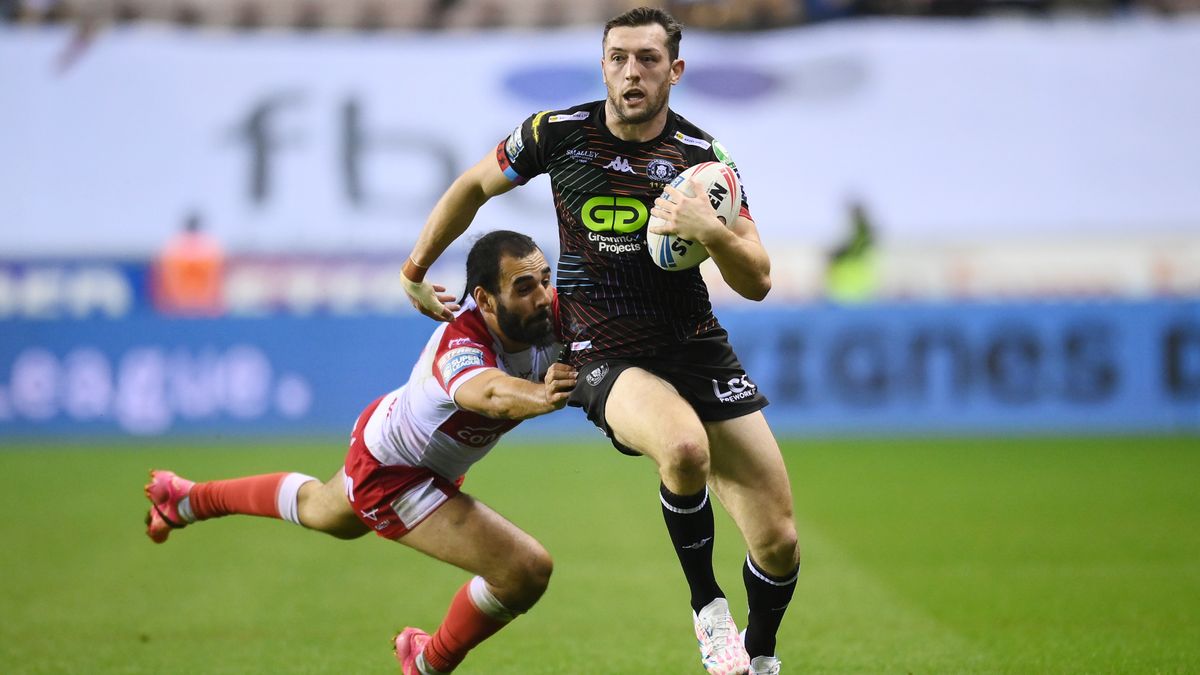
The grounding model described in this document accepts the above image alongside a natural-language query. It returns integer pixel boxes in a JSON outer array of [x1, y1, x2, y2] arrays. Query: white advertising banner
[[2, 19, 1199, 258]]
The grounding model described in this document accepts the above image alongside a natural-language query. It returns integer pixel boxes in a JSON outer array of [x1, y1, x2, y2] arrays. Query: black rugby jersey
[[496, 99, 753, 366]]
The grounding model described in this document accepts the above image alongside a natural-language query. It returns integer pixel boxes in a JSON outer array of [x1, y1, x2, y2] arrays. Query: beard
[[608, 84, 670, 126], [496, 302, 554, 348]]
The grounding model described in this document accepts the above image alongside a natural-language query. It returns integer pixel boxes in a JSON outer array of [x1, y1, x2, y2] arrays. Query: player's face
[[493, 251, 555, 348], [602, 25, 682, 127]]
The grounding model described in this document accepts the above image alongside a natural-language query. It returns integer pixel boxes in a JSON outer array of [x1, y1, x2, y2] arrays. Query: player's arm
[[402, 153, 520, 321], [652, 181, 772, 301], [452, 363, 577, 420], [700, 215, 772, 301]]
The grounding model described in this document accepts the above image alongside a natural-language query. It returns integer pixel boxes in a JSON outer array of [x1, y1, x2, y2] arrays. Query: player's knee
[[752, 526, 801, 576], [524, 546, 554, 593], [502, 544, 553, 612], [325, 522, 369, 540], [297, 493, 367, 539], [301, 510, 367, 539], [660, 437, 710, 488]]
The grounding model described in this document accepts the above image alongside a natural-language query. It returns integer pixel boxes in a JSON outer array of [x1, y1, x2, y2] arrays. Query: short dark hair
[[603, 6, 683, 62], [461, 230, 541, 303]]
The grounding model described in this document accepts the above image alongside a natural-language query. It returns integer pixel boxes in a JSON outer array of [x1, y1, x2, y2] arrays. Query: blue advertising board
[[1, 301, 1197, 438]]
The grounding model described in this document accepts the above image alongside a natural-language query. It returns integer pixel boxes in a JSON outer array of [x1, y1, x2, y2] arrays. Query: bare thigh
[[705, 412, 800, 576], [604, 366, 710, 493]]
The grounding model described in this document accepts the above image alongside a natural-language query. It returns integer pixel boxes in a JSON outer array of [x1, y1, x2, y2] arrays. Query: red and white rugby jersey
[[361, 295, 563, 480]]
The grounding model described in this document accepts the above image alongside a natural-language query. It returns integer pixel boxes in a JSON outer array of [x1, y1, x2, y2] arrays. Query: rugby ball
[[646, 161, 741, 271]]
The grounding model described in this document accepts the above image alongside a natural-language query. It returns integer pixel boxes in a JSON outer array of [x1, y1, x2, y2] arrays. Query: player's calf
[[142, 470, 322, 543], [742, 554, 798, 662], [421, 575, 535, 673]]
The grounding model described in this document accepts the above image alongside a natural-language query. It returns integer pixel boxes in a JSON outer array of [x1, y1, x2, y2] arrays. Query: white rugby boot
[[749, 655, 782, 674], [693, 597, 751, 674]]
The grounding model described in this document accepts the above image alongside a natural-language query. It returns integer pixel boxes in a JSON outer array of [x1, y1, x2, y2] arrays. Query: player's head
[[464, 230, 554, 348], [603, 7, 682, 61], [601, 7, 684, 127]]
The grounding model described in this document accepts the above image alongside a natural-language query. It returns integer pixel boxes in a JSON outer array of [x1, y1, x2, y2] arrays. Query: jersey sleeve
[[432, 326, 499, 401], [496, 110, 553, 185]]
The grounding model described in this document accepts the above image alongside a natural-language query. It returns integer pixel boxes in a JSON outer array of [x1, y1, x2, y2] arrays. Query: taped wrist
[[400, 274, 445, 315]]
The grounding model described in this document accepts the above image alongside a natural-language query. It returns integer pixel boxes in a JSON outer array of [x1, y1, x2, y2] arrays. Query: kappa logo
[[646, 158, 677, 183], [604, 156, 635, 174], [712, 374, 758, 402], [586, 363, 610, 386], [448, 337, 478, 348]]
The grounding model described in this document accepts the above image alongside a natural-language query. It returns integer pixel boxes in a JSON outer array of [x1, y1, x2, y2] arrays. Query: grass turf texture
[[1, 436, 1197, 674]]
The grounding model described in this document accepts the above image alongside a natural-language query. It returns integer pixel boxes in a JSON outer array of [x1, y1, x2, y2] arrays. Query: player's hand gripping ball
[[646, 161, 741, 271]]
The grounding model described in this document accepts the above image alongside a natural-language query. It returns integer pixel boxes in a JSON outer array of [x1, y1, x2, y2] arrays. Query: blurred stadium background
[[1, 1, 1198, 673]]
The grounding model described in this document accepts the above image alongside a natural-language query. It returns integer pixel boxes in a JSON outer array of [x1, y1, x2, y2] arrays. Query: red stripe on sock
[[190, 473, 289, 521], [423, 582, 508, 673]]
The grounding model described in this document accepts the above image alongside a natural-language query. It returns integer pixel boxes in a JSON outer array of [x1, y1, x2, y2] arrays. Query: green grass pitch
[[1, 435, 1197, 673]]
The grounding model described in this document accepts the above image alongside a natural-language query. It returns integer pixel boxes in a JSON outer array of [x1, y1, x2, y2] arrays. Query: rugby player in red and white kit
[[143, 231, 576, 675]]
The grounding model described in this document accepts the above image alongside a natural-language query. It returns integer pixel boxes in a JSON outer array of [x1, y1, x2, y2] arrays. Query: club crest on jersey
[[604, 156, 636, 174], [438, 346, 486, 382], [646, 159, 677, 183]]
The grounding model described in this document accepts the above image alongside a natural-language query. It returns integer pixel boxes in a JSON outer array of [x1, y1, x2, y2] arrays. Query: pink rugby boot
[[144, 469, 195, 543], [393, 627, 433, 675]]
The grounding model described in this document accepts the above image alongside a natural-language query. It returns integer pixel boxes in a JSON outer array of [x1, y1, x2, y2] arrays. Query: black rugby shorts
[[567, 328, 769, 456]]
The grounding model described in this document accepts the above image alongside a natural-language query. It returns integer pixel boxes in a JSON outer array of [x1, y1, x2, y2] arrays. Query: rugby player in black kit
[[400, 7, 799, 675]]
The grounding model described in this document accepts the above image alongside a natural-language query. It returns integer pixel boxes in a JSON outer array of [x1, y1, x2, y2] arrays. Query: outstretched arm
[[402, 152, 519, 321], [452, 363, 577, 420]]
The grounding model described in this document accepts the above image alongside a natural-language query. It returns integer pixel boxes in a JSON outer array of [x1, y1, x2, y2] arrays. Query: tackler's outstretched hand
[[401, 257, 459, 322]]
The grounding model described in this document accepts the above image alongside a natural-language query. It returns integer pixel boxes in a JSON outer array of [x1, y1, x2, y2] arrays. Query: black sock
[[743, 554, 798, 659], [660, 483, 723, 613]]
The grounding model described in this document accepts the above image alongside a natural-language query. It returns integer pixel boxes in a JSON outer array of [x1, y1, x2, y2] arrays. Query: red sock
[[190, 473, 289, 520], [423, 581, 509, 673]]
